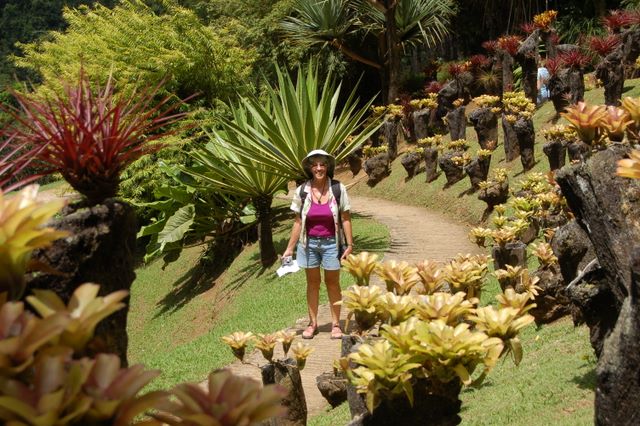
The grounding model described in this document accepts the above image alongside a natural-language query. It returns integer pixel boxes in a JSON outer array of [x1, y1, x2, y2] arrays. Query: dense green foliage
[[14, 0, 254, 106], [0, 1, 117, 85]]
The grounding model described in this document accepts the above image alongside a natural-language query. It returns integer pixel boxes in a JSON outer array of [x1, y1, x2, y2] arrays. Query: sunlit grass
[[128, 214, 390, 390]]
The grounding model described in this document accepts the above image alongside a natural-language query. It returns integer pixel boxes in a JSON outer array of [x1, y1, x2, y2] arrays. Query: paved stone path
[[226, 195, 482, 418]]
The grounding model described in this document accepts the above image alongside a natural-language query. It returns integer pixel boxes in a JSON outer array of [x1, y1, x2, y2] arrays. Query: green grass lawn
[[127, 214, 390, 391]]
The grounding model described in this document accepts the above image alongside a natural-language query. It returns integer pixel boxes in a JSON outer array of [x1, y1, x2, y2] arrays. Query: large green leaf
[[157, 204, 196, 250]]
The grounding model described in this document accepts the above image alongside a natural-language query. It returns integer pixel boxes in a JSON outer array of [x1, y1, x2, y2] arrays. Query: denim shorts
[[297, 236, 341, 270]]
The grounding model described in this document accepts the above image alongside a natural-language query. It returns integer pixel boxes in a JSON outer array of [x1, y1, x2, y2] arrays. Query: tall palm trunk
[[253, 194, 277, 267], [383, 2, 401, 103]]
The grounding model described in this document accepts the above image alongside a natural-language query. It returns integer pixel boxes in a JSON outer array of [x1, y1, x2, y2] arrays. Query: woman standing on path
[[282, 150, 353, 340]]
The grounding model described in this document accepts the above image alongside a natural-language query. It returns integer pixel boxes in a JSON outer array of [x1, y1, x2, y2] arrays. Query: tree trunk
[[516, 29, 540, 104], [26, 199, 137, 366], [383, 3, 401, 103], [254, 194, 277, 267]]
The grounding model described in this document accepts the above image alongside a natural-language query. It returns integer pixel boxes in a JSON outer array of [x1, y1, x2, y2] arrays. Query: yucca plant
[[214, 64, 381, 181], [561, 101, 607, 145], [153, 369, 287, 425], [342, 252, 380, 286], [26, 283, 128, 351], [0, 184, 69, 300], [2, 72, 190, 205]]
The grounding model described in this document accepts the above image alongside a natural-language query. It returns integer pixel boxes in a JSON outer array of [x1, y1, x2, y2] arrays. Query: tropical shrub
[[2, 71, 190, 205], [14, 0, 255, 107]]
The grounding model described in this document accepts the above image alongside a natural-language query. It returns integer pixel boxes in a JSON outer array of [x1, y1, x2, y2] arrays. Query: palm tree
[[281, 0, 456, 103], [186, 129, 289, 266]]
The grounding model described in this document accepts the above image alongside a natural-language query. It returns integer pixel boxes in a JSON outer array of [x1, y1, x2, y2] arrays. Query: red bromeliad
[[0, 133, 45, 192], [2, 72, 191, 205], [588, 34, 622, 57]]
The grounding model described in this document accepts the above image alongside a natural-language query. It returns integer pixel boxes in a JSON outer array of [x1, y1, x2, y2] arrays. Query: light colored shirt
[[290, 178, 351, 248]]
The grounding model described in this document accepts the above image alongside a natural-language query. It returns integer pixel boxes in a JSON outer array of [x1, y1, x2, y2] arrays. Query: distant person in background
[[537, 62, 550, 105], [282, 150, 353, 340]]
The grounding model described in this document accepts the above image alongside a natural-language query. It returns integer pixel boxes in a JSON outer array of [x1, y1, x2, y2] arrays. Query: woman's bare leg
[[324, 269, 342, 326], [305, 268, 322, 326]]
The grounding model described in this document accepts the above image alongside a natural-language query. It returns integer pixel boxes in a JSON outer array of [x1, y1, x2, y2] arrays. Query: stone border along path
[[224, 195, 483, 418]]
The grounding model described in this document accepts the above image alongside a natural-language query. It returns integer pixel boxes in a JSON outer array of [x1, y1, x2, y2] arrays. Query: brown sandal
[[330, 324, 343, 339], [302, 324, 318, 339]]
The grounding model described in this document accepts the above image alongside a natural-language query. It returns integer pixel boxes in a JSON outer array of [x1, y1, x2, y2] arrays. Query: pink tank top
[[306, 201, 335, 237]]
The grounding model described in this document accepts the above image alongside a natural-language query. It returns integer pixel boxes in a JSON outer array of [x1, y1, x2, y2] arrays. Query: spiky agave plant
[[3, 72, 190, 205], [0, 184, 69, 300]]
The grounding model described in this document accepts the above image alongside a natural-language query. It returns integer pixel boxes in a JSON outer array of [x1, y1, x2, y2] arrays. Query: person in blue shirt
[[537, 62, 550, 105]]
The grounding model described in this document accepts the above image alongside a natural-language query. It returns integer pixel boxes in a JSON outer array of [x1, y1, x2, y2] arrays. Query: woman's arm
[[283, 214, 302, 258], [340, 210, 354, 260]]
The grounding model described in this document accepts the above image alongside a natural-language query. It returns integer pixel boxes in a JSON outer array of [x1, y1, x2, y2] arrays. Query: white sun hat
[[302, 149, 336, 178]]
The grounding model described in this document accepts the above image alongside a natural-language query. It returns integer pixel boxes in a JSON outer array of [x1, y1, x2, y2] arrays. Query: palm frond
[[280, 0, 354, 46]]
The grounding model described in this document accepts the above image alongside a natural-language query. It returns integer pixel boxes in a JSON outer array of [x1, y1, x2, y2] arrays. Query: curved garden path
[[226, 195, 483, 418]]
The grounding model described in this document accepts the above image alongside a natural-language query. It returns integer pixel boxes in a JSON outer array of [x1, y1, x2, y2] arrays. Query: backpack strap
[[299, 179, 342, 215]]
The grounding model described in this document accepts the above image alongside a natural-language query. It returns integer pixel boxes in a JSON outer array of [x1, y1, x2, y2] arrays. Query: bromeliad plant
[[221, 329, 314, 371], [338, 251, 535, 415], [2, 72, 190, 205], [0, 282, 287, 425], [0, 185, 69, 300], [561, 101, 607, 146]]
